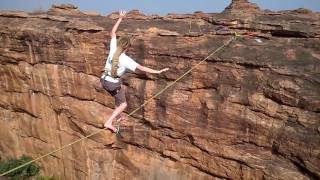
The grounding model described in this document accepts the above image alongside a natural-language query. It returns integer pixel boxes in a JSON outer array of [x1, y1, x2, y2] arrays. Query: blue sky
[[0, 0, 319, 15]]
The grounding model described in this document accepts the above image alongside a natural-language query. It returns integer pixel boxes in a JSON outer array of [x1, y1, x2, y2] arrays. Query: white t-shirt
[[101, 37, 139, 83]]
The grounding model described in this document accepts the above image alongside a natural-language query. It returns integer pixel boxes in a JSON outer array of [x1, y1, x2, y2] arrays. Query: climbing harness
[[0, 33, 240, 177]]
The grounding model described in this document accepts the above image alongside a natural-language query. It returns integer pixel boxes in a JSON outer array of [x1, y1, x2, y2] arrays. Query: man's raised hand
[[119, 10, 126, 18]]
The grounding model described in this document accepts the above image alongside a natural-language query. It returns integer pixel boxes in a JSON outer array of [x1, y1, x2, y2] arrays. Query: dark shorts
[[100, 79, 126, 106]]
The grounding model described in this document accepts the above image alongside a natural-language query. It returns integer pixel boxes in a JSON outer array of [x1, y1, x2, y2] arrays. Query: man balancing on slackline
[[101, 10, 169, 133]]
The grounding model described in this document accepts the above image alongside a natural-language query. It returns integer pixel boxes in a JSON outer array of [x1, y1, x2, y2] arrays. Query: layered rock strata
[[0, 0, 319, 179]]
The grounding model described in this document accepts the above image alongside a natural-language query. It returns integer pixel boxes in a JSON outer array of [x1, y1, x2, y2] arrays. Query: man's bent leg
[[104, 102, 127, 132]]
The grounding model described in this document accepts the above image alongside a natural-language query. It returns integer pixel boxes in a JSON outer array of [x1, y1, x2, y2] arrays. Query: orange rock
[[0, 1, 319, 179]]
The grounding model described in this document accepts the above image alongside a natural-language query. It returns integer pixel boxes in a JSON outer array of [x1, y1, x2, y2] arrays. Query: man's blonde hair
[[111, 36, 134, 77]]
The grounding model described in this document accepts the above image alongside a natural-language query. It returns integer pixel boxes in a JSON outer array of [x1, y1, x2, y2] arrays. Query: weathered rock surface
[[0, 1, 319, 179]]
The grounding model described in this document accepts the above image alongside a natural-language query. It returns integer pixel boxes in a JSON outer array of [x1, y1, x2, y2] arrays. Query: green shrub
[[0, 155, 40, 179]]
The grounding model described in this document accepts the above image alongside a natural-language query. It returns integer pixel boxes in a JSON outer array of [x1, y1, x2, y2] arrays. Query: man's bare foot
[[104, 123, 117, 132]]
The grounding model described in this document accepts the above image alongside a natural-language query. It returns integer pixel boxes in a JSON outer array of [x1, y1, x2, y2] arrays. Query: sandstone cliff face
[[0, 0, 320, 179]]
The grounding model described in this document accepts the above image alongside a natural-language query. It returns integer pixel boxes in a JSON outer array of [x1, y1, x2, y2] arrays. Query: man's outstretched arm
[[137, 65, 169, 74], [110, 10, 126, 38]]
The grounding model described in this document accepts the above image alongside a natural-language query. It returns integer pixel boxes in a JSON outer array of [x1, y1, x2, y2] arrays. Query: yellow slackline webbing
[[0, 34, 238, 177]]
